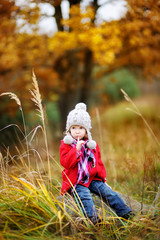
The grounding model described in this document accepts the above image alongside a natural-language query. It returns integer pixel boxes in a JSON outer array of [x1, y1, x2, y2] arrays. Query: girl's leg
[[89, 180, 132, 217], [73, 184, 100, 223]]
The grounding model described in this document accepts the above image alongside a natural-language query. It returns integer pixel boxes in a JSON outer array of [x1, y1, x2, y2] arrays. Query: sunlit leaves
[[49, 5, 122, 65], [0, 0, 19, 71], [16, 0, 40, 29], [62, 5, 95, 31], [1, 0, 160, 119], [116, 0, 160, 77]]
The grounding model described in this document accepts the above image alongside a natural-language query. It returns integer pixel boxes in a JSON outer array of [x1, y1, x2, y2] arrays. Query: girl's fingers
[[76, 139, 85, 150]]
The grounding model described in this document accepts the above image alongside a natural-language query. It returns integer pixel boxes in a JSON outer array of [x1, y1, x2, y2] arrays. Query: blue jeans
[[73, 180, 132, 218]]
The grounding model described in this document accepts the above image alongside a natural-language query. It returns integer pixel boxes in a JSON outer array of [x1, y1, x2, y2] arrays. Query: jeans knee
[[75, 185, 91, 201]]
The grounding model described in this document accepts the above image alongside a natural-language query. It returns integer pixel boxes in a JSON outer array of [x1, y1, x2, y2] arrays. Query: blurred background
[[0, 0, 159, 168]]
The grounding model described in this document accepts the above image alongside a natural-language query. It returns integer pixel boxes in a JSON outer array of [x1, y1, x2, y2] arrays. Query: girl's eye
[[80, 127, 84, 129]]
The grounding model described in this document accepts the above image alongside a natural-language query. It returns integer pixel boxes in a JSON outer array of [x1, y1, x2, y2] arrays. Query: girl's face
[[70, 125, 86, 141]]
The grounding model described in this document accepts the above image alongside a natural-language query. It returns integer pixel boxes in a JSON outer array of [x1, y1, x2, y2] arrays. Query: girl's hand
[[76, 137, 85, 151]]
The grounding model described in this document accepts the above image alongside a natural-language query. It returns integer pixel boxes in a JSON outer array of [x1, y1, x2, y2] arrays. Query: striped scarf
[[71, 140, 96, 186]]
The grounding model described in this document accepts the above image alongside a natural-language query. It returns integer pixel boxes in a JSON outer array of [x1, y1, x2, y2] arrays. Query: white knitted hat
[[63, 103, 96, 149]]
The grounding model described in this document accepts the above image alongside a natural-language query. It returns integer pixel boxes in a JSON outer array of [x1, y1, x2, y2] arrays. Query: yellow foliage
[[18, 4, 40, 25], [1, 0, 160, 110], [62, 5, 94, 31], [49, 9, 122, 65], [49, 32, 78, 55]]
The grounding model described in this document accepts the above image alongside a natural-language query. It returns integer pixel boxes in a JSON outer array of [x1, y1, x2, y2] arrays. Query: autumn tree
[[1, 0, 160, 132], [105, 0, 160, 80], [1, 0, 123, 130], [44, 0, 122, 128], [42, 0, 160, 127], [0, 0, 57, 113]]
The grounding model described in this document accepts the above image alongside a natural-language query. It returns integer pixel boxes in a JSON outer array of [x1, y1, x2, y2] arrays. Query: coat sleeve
[[60, 140, 80, 169]]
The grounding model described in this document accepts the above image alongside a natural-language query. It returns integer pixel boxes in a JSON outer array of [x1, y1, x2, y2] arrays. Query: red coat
[[60, 140, 107, 195]]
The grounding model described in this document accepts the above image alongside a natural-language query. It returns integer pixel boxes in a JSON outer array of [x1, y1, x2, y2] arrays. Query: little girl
[[60, 103, 134, 224]]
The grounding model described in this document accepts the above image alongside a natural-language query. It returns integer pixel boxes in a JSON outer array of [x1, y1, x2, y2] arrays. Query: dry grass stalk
[[30, 71, 44, 122], [0, 151, 6, 187], [0, 92, 30, 169], [0, 92, 22, 110], [149, 184, 160, 216], [96, 107, 104, 158], [30, 71, 51, 181], [121, 89, 160, 147], [0, 152, 2, 162]]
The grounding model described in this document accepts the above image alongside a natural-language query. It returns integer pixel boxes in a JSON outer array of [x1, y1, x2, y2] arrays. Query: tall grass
[[120, 89, 160, 210], [121, 89, 160, 148], [30, 71, 51, 181], [0, 92, 31, 171], [0, 78, 159, 239]]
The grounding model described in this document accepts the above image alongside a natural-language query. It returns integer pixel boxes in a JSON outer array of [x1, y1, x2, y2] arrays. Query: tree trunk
[[54, 4, 63, 31], [54, 47, 93, 131]]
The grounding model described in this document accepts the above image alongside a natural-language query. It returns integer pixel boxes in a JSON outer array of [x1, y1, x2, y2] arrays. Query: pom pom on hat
[[75, 102, 86, 111], [86, 140, 96, 149], [63, 134, 74, 144], [64, 102, 96, 149]]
